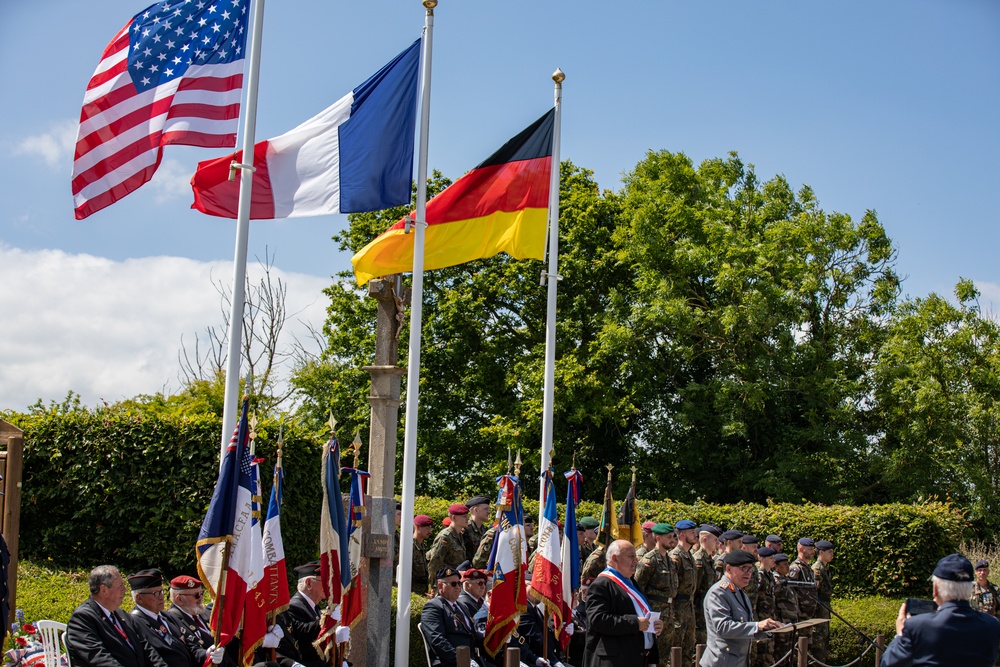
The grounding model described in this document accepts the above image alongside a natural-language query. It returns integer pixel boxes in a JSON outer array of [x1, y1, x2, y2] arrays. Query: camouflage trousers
[[651, 602, 677, 665], [772, 631, 795, 666], [751, 637, 773, 667], [673, 599, 696, 662], [812, 604, 831, 661], [695, 597, 707, 646]]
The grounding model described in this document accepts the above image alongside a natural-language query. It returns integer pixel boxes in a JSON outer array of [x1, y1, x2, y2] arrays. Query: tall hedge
[[9, 409, 967, 597], [9, 409, 323, 578], [412, 496, 967, 597]]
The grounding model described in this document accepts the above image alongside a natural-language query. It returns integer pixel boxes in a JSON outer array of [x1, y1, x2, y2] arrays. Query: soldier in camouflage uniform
[[472, 524, 497, 570], [581, 543, 607, 580], [578, 516, 599, 569], [714, 529, 745, 579], [973, 560, 1000, 619], [411, 514, 434, 595], [786, 538, 817, 660], [462, 496, 490, 563], [635, 522, 679, 661], [752, 547, 779, 667], [693, 524, 722, 645], [741, 535, 761, 608], [635, 521, 656, 559], [669, 519, 700, 661], [811, 540, 835, 661], [524, 516, 537, 562], [773, 554, 800, 664], [426, 503, 469, 583]]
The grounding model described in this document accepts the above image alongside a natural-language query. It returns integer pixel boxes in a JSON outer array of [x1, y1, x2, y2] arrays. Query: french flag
[[316, 433, 349, 659], [195, 397, 255, 650], [341, 466, 371, 629], [530, 470, 571, 648], [259, 456, 290, 617], [190, 38, 421, 219]]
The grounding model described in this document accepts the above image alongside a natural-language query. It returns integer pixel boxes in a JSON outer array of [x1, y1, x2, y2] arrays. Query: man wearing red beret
[[412, 515, 435, 596], [427, 504, 469, 585]]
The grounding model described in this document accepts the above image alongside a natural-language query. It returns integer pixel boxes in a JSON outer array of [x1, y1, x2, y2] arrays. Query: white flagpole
[[219, 0, 267, 463], [395, 2, 436, 664], [538, 69, 565, 515]]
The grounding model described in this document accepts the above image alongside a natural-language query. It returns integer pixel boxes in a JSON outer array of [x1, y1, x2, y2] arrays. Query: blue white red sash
[[598, 568, 651, 615]]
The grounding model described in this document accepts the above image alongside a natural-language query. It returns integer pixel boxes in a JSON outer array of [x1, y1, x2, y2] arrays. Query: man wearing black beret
[[128, 569, 211, 667], [972, 560, 1000, 620], [463, 497, 491, 563], [810, 540, 835, 661], [882, 554, 1000, 666], [701, 551, 782, 667], [419, 567, 483, 667], [277, 561, 337, 667]]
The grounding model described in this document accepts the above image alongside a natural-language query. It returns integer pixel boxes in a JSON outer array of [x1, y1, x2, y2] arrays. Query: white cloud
[[151, 158, 197, 203], [974, 280, 1000, 320], [11, 120, 78, 170], [0, 245, 330, 411]]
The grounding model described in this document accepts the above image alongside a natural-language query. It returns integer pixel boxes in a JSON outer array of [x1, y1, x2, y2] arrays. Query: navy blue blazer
[[881, 599, 1000, 667]]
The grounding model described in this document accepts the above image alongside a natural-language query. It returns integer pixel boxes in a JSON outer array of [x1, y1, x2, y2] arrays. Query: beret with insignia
[[170, 575, 203, 590]]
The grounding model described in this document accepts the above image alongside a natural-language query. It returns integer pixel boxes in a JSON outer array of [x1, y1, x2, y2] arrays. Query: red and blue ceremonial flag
[[192, 39, 421, 219], [259, 454, 290, 617], [241, 456, 267, 665], [530, 469, 572, 649], [484, 473, 528, 657], [560, 469, 582, 602], [196, 397, 254, 650], [341, 466, 371, 629], [317, 433, 350, 657], [72, 0, 247, 219]]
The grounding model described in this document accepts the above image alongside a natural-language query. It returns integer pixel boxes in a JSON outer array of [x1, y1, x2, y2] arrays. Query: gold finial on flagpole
[[423, 0, 437, 11], [328, 412, 337, 434], [552, 68, 565, 84], [351, 431, 363, 468], [514, 451, 523, 477]]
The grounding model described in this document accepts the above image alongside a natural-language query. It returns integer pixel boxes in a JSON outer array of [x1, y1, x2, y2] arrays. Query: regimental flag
[[72, 0, 247, 219], [241, 456, 267, 666], [598, 467, 619, 548], [351, 109, 556, 286], [560, 469, 583, 608], [191, 39, 421, 219], [617, 468, 642, 547], [341, 466, 371, 629], [259, 454, 290, 618], [196, 397, 254, 650], [530, 470, 571, 650], [316, 434, 349, 658], [484, 473, 528, 657]]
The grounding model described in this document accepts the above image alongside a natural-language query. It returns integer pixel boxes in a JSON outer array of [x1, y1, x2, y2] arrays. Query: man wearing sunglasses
[[129, 569, 215, 667], [701, 550, 783, 667], [164, 575, 214, 657], [420, 567, 483, 667]]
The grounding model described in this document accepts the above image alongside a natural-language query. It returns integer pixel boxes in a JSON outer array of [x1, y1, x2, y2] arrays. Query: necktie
[[157, 616, 173, 645], [109, 614, 135, 651], [451, 603, 470, 632]]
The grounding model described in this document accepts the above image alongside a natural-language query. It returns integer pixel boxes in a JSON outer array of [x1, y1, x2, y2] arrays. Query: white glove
[[469, 661, 480, 667], [335, 626, 350, 644], [262, 631, 281, 649], [555, 662, 567, 667], [267, 624, 284, 640], [564, 622, 574, 636], [207, 645, 225, 665], [535, 659, 550, 667], [330, 604, 342, 622], [292, 663, 307, 667]]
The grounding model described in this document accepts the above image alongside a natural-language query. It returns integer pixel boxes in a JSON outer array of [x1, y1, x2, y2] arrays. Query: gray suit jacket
[[699, 576, 762, 667]]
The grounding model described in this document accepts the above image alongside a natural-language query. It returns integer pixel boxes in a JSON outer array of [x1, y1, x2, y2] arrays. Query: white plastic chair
[[61, 630, 72, 667], [416, 622, 434, 667], [35, 620, 67, 667]]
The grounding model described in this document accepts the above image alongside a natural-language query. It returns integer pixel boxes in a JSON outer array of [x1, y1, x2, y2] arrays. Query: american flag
[[72, 0, 248, 219]]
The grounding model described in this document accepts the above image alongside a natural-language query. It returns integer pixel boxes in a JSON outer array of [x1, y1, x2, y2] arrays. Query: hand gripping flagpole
[[538, 69, 565, 517], [395, 2, 436, 665], [219, 0, 267, 464]]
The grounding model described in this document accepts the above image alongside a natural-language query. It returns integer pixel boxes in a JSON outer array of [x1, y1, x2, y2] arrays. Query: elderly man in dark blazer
[[700, 551, 782, 667], [882, 553, 1000, 667], [66, 565, 169, 667], [585, 539, 663, 667], [420, 567, 483, 667]]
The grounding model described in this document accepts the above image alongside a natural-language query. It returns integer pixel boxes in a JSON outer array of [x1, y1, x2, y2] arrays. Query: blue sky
[[1, 0, 998, 409]]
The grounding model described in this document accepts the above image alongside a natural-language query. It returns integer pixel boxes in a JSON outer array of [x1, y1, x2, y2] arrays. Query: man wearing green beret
[[635, 522, 680, 662], [579, 516, 599, 569]]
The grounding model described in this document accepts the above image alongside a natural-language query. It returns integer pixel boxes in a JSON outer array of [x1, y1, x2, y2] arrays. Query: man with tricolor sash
[[585, 540, 663, 667]]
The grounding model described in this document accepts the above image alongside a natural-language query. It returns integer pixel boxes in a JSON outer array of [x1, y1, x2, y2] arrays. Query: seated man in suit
[[277, 561, 349, 667], [163, 575, 215, 657], [457, 569, 489, 620], [66, 565, 169, 667], [882, 553, 1000, 667], [585, 540, 663, 667], [421, 567, 483, 667], [128, 569, 220, 667], [518, 576, 573, 667]]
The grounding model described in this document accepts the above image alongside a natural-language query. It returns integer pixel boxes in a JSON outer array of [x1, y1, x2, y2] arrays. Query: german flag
[[351, 109, 555, 285]]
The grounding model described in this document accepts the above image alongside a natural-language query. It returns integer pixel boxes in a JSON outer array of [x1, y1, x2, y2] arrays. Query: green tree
[[611, 151, 899, 503], [871, 279, 1000, 533]]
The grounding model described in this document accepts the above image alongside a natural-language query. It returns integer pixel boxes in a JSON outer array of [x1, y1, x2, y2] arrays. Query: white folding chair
[[34, 620, 67, 667]]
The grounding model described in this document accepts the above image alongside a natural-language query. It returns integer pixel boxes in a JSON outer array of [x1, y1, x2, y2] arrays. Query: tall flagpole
[[538, 69, 565, 515], [395, 2, 436, 665], [219, 0, 267, 463]]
